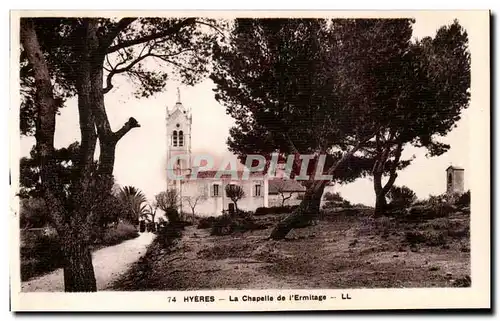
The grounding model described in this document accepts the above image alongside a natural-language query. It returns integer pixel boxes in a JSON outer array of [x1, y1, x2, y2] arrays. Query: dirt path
[[21, 232, 156, 292]]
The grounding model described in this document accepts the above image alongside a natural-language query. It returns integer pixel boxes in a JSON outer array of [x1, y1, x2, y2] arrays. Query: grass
[[110, 207, 470, 290], [20, 221, 139, 281]]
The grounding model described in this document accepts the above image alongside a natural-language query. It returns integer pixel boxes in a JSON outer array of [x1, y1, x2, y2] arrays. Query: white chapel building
[[166, 90, 275, 216]]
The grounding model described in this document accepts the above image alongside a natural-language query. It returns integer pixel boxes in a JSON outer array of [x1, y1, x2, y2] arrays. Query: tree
[[386, 185, 417, 209], [225, 184, 245, 215], [184, 195, 207, 221], [323, 192, 343, 202], [141, 201, 159, 223], [156, 189, 180, 223], [273, 180, 294, 207], [211, 18, 410, 239], [20, 17, 220, 291], [117, 186, 148, 224], [360, 20, 470, 216]]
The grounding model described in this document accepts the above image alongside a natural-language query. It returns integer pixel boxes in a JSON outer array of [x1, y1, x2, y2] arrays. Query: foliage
[[211, 18, 391, 184], [98, 221, 139, 246], [323, 192, 344, 202], [20, 228, 62, 281], [20, 198, 49, 228], [19, 142, 84, 199], [117, 186, 148, 224], [254, 205, 299, 216], [387, 185, 417, 209], [156, 189, 179, 212], [362, 20, 470, 213], [197, 216, 217, 229], [456, 190, 471, 207], [405, 230, 447, 246], [225, 184, 245, 212], [165, 207, 181, 224], [322, 192, 351, 209], [20, 18, 222, 136], [210, 213, 267, 236]]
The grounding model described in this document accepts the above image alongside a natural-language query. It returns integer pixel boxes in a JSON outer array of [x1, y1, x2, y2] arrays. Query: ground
[[21, 232, 155, 292], [111, 209, 470, 290]]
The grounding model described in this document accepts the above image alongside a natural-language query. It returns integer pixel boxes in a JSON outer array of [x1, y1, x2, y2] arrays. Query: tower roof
[[446, 165, 464, 171], [167, 87, 190, 116]]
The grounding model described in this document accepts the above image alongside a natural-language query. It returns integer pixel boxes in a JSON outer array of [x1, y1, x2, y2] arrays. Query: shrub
[[455, 190, 471, 207], [406, 202, 455, 220], [20, 229, 62, 281], [197, 216, 217, 229], [210, 214, 267, 236], [254, 205, 299, 216], [323, 192, 344, 202], [429, 217, 450, 230], [19, 198, 50, 228], [387, 185, 417, 209], [404, 229, 447, 246], [166, 207, 180, 223], [452, 275, 471, 287], [99, 221, 139, 246]]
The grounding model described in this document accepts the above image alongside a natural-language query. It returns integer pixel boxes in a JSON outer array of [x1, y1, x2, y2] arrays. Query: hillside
[[110, 208, 470, 290]]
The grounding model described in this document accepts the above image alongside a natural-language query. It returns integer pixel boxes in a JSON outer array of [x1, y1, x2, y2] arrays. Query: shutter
[[210, 183, 214, 197]]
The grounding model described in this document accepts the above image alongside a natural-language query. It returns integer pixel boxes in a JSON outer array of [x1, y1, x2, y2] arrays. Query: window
[[179, 130, 184, 147], [213, 184, 220, 197], [226, 184, 236, 197], [177, 159, 181, 166], [448, 173, 453, 186], [173, 130, 178, 147], [254, 184, 262, 197]]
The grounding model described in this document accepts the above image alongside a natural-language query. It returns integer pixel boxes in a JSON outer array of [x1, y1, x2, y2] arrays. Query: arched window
[[173, 131, 178, 147], [179, 130, 184, 147]]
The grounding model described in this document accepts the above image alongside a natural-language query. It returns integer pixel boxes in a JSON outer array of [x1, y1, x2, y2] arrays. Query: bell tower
[[166, 88, 192, 186], [446, 165, 465, 195]]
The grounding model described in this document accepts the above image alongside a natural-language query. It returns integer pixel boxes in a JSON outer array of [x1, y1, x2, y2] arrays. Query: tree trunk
[[269, 182, 326, 240], [372, 142, 402, 217], [62, 235, 97, 292], [269, 142, 365, 240], [374, 188, 387, 217]]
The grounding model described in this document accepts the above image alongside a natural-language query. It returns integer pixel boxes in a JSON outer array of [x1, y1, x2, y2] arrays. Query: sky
[[19, 14, 472, 206]]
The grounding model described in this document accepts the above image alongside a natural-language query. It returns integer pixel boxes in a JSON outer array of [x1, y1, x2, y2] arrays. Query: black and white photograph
[[9, 10, 490, 311]]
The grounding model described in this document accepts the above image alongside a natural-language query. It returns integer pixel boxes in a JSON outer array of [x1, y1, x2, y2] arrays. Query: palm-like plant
[[117, 186, 148, 224]]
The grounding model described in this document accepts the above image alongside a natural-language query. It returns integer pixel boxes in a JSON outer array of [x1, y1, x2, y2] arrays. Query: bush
[[455, 190, 470, 207], [197, 216, 217, 229], [406, 202, 456, 220], [19, 198, 50, 228], [20, 229, 62, 281], [404, 230, 447, 246], [254, 205, 299, 216], [166, 207, 180, 223], [210, 214, 268, 236], [99, 221, 139, 246], [387, 185, 417, 209]]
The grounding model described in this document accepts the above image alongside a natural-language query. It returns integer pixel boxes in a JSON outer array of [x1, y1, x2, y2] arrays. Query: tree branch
[[99, 18, 137, 54], [113, 117, 141, 142], [103, 49, 152, 93], [106, 18, 197, 54]]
